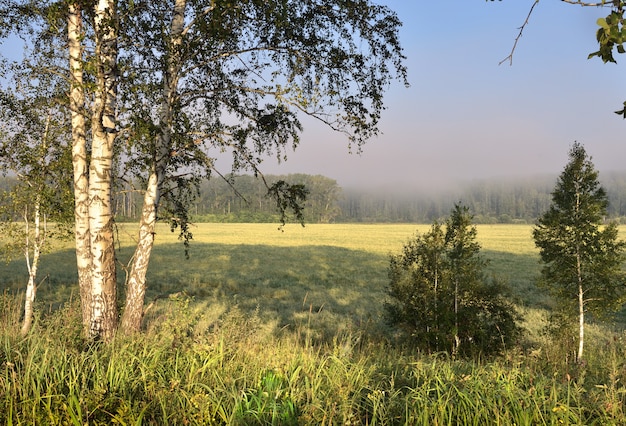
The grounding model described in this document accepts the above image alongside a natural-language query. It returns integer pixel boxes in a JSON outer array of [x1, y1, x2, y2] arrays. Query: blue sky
[[262, 1, 626, 190]]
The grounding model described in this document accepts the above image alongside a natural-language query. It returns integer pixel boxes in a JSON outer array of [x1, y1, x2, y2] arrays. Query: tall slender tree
[[1, 1, 120, 340], [0, 71, 73, 336], [67, 2, 93, 335], [445, 204, 486, 355], [533, 142, 626, 362], [85, 0, 118, 340]]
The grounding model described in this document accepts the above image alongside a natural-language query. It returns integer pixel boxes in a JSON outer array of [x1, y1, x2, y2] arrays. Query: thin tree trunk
[[434, 259, 438, 351], [578, 281, 584, 362], [577, 249, 585, 361], [454, 278, 459, 356], [120, 172, 162, 332], [120, 0, 185, 333], [68, 2, 93, 337], [22, 111, 52, 336], [88, 0, 118, 341], [20, 204, 43, 336], [575, 183, 584, 362]]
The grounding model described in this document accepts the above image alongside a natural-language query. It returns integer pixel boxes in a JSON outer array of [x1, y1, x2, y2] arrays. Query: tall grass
[[3, 292, 626, 425], [2, 224, 626, 424]]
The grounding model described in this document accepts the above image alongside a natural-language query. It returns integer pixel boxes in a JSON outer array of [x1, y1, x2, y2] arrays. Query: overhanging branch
[[500, 0, 540, 66], [561, 0, 614, 6]]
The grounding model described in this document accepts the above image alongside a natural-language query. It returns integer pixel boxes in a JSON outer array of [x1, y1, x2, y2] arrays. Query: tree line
[[108, 170, 626, 224], [340, 173, 626, 224], [6, 171, 626, 225]]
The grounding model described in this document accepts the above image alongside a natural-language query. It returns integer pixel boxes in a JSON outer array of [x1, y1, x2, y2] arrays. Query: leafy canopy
[[116, 0, 408, 228]]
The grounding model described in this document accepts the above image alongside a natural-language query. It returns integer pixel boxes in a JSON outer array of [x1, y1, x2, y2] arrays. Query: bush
[[385, 204, 523, 357]]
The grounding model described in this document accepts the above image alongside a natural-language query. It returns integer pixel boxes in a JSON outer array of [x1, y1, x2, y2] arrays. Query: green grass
[[2, 223, 626, 424]]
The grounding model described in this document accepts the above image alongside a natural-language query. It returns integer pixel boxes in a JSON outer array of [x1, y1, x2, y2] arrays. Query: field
[[2, 223, 626, 424], [1, 223, 545, 340]]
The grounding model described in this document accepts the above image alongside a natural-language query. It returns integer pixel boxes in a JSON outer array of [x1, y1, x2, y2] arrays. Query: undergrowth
[[2, 293, 626, 425]]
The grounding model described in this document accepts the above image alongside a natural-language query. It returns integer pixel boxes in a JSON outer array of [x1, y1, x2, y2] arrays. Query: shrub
[[385, 204, 523, 357]]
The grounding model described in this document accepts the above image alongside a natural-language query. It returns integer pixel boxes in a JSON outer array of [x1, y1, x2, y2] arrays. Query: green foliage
[[591, 6, 626, 64], [2, 222, 626, 422], [234, 370, 299, 425], [114, 0, 408, 236], [533, 142, 626, 358], [386, 204, 522, 357], [267, 180, 309, 228], [585, 1, 626, 117]]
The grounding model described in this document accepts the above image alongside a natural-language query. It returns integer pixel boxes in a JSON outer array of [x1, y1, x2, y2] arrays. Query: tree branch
[[500, 0, 540, 66], [502, 0, 614, 64], [561, 0, 614, 6]]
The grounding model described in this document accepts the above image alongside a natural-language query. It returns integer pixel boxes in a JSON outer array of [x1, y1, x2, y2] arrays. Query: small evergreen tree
[[533, 142, 626, 362], [386, 204, 521, 357]]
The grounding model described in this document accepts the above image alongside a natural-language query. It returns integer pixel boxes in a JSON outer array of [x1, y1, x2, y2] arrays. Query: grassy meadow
[[3, 223, 626, 424]]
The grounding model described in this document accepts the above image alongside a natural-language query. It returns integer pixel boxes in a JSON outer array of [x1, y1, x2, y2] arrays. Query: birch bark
[[87, 0, 118, 340], [20, 202, 43, 336], [120, 0, 186, 333], [68, 2, 94, 337]]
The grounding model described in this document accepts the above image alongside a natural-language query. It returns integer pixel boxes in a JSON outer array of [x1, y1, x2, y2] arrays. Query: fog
[[244, 1, 626, 192]]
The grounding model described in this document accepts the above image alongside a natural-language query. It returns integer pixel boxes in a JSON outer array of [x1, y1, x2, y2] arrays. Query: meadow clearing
[[3, 223, 626, 424], [2, 223, 545, 340]]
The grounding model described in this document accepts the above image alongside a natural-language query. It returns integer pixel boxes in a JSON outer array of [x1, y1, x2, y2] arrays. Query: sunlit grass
[[0, 223, 561, 335]]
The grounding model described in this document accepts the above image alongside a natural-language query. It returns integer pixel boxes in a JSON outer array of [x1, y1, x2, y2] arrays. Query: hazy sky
[[258, 1, 626, 190], [3, 2, 624, 191]]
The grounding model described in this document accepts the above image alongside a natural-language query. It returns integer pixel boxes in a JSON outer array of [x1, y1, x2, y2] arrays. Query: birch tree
[[386, 204, 521, 357], [533, 142, 626, 362], [0, 80, 73, 336], [116, 0, 408, 333], [2, 0, 120, 340], [85, 0, 118, 340], [67, 1, 93, 336]]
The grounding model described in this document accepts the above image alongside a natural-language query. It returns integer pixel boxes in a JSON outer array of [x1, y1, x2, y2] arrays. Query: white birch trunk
[[575, 183, 585, 362], [120, 0, 186, 333], [21, 111, 52, 335], [88, 0, 118, 341], [576, 243, 585, 362], [20, 203, 43, 336], [68, 2, 93, 337], [578, 281, 584, 362]]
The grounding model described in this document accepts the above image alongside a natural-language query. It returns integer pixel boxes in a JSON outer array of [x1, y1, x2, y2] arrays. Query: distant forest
[[4, 172, 626, 224]]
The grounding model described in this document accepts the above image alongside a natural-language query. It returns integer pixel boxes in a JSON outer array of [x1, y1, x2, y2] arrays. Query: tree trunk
[[578, 282, 584, 362], [577, 245, 584, 362], [88, 0, 118, 341], [433, 259, 438, 351], [453, 278, 459, 356], [120, 173, 161, 332], [20, 204, 43, 336], [575, 184, 584, 362], [120, 0, 185, 333], [68, 2, 93, 337]]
